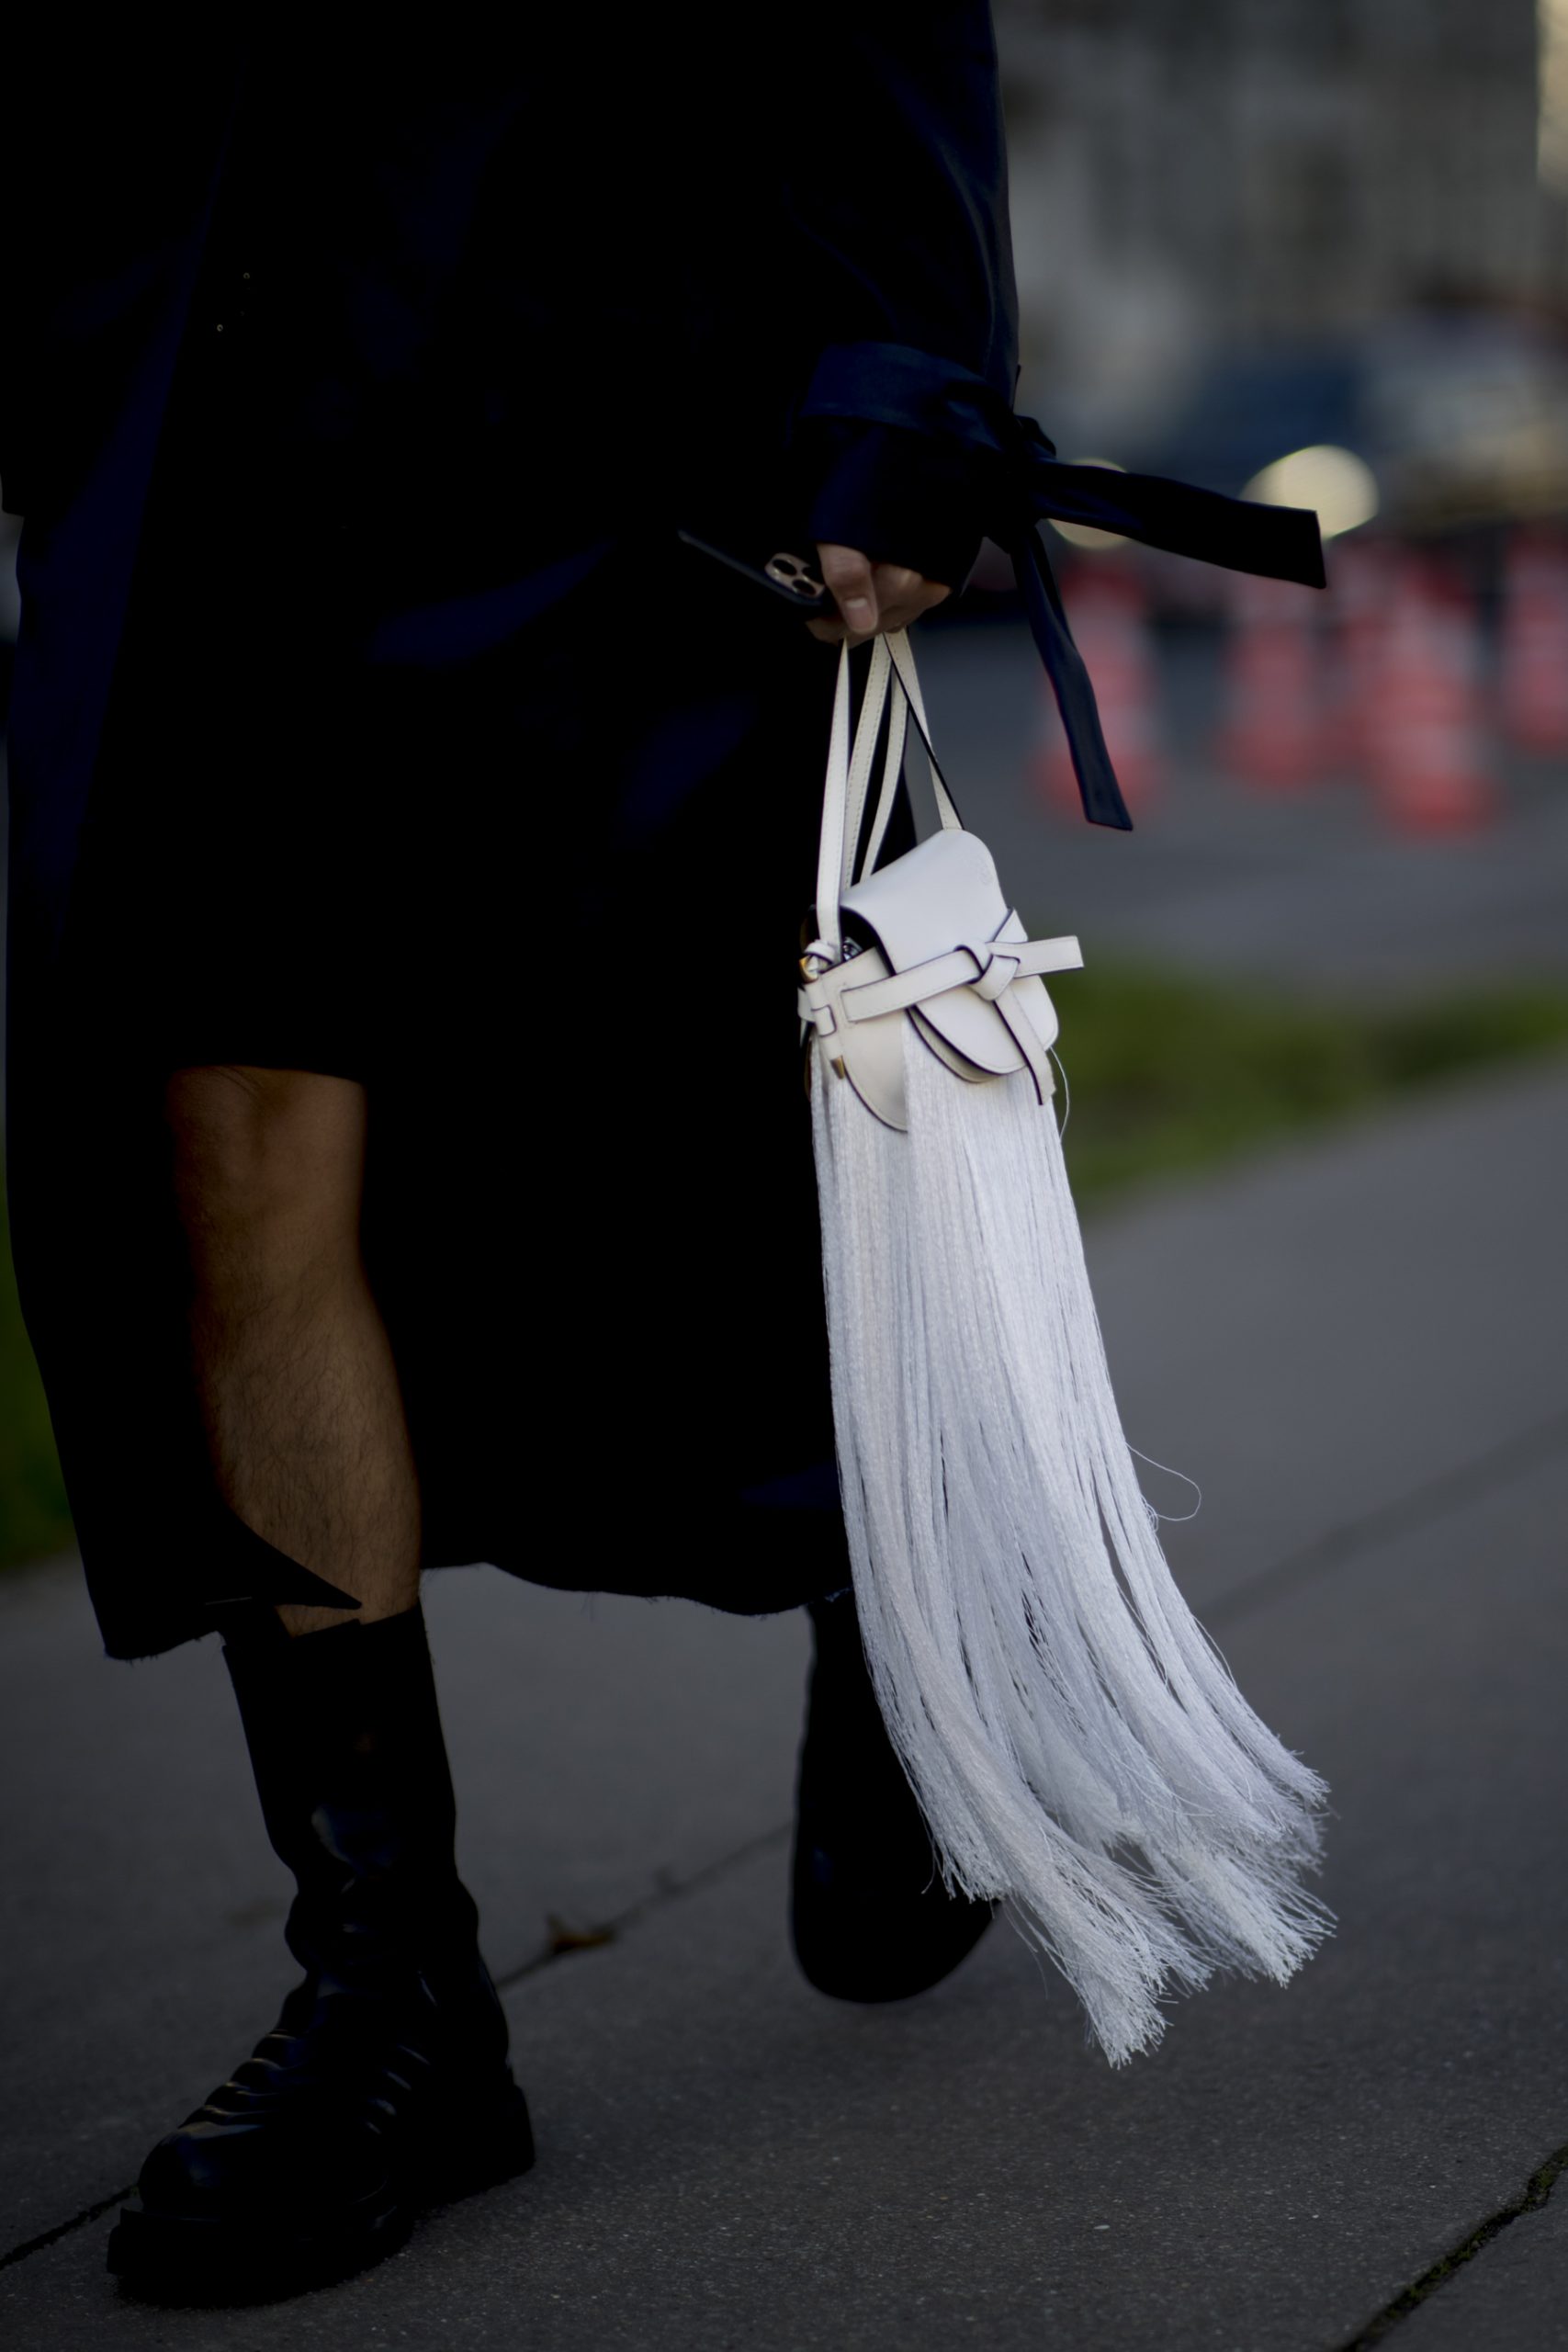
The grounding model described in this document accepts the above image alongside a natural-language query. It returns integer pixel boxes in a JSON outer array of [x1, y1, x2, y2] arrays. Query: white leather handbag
[[799, 634, 1083, 1128], [799, 633, 1329, 2064]]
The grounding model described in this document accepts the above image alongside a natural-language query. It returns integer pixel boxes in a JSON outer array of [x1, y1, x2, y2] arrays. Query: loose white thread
[[1127, 1448, 1204, 1527]]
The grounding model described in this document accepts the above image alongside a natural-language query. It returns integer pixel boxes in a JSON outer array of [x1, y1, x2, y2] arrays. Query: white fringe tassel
[[810, 1028, 1331, 2064]]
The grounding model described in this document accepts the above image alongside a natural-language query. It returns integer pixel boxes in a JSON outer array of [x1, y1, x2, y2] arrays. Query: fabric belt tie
[[796, 342, 1327, 833]]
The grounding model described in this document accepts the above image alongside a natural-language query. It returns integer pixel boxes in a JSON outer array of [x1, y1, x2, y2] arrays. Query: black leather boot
[[108, 1604, 533, 2301], [791, 1590, 995, 2003]]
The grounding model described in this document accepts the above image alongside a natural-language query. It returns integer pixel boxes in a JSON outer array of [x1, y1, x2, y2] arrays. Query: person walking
[[5, 16, 1015, 2298]]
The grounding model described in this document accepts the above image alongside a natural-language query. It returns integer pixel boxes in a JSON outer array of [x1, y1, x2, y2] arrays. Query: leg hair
[[165, 1065, 422, 1635]]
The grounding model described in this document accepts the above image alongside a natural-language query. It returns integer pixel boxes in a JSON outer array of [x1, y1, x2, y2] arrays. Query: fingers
[[876, 570, 952, 633], [870, 564, 924, 627], [815, 544, 879, 639], [808, 545, 953, 642]]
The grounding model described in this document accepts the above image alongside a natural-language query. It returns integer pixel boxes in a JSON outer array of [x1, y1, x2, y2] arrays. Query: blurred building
[[997, 0, 1568, 452]]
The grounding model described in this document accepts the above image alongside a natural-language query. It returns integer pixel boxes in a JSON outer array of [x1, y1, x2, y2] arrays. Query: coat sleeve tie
[[795, 341, 1326, 832]]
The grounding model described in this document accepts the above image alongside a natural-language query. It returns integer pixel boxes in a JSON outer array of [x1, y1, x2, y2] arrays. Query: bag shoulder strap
[[812, 631, 964, 962], [815, 639, 891, 962], [857, 632, 963, 885]]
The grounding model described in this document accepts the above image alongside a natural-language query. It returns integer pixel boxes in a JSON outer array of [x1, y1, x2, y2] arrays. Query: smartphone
[[676, 529, 831, 617]]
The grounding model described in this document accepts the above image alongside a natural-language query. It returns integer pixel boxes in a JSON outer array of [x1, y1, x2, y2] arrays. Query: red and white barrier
[[1499, 529, 1568, 758], [1324, 538, 1398, 776], [1033, 564, 1159, 815], [1362, 556, 1492, 834], [1217, 571, 1325, 788]]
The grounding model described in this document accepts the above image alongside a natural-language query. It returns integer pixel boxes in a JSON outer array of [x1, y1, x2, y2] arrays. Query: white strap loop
[[817, 629, 959, 951], [816, 638, 898, 956], [813, 646, 857, 964], [856, 630, 963, 890], [840, 637, 894, 900], [885, 630, 963, 834], [857, 684, 908, 887]]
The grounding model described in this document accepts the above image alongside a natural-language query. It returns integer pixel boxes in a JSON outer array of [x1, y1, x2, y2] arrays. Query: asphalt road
[[3, 1057, 1565, 2349]]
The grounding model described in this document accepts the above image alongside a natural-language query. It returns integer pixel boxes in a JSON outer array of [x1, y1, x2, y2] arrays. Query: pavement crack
[[0, 2186, 134, 2274], [1204, 1407, 1568, 1631], [1335, 2139, 1568, 2348], [0, 1827, 793, 2275], [492, 1819, 792, 1994]]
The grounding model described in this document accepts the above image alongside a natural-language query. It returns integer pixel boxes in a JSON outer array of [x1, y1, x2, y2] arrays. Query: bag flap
[[840, 829, 1008, 972], [911, 912, 1061, 1074], [837, 831, 1063, 1081]]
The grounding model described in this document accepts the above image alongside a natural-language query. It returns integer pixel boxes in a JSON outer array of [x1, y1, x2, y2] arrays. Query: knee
[[164, 1066, 366, 1262]]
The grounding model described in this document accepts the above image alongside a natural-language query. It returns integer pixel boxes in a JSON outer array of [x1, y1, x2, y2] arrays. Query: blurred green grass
[[0, 1149, 73, 1571], [4, 967, 1568, 1574], [1055, 966, 1568, 1205]]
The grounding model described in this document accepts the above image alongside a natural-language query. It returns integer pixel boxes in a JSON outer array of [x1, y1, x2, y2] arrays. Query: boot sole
[[107, 2076, 535, 2304]]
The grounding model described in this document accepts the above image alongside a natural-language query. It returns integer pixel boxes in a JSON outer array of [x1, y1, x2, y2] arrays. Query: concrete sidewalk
[[2, 1059, 1565, 2350]]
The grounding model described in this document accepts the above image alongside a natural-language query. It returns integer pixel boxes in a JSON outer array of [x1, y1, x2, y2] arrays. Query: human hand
[[807, 543, 951, 644]]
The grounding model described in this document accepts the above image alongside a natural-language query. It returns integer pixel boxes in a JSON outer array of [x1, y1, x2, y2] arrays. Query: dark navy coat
[[4, 16, 1019, 1655]]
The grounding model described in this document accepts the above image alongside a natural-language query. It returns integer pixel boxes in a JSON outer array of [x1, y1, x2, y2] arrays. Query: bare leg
[[165, 1065, 421, 1636]]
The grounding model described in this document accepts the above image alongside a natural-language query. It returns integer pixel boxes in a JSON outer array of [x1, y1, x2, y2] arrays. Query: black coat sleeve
[[774, 3, 1019, 585]]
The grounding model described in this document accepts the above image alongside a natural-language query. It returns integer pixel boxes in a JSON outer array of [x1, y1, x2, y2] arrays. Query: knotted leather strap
[[799, 922, 1082, 1107], [835, 930, 1083, 1024], [797, 342, 1327, 834]]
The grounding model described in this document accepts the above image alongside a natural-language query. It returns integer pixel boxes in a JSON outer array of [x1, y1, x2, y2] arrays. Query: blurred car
[[1126, 305, 1568, 535]]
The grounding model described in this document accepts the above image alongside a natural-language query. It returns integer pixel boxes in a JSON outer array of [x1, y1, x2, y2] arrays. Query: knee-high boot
[[108, 1604, 532, 2301]]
